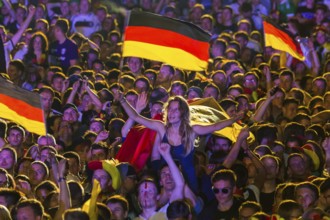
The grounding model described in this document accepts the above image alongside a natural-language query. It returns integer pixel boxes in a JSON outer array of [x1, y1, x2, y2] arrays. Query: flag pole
[[119, 10, 131, 74], [39, 93, 47, 136]]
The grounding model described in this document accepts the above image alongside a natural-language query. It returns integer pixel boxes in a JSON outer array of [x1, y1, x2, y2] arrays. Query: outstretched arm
[[193, 112, 243, 135], [114, 90, 165, 134]]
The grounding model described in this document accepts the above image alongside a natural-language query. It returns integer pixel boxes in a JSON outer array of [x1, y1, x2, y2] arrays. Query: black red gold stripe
[[123, 11, 211, 71], [129, 11, 210, 42], [0, 78, 45, 135], [263, 17, 304, 60]]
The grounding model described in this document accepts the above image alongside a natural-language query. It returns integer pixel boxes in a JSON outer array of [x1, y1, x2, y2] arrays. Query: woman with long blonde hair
[[116, 92, 241, 191]]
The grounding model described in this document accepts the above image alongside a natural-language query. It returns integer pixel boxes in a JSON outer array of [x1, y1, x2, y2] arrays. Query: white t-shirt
[[71, 12, 101, 38]]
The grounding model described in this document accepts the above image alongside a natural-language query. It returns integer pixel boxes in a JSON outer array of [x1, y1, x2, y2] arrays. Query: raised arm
[[1, 0, 15, 23], [223, 127, 250, 168], [66, 80, 79, 104], [114, 90, 165, 134], [11, 5, 35, 46], [251, 87, 277, 122], [307, 38, 320, 76], [52, 156, 71, 220], [193, 112, 243, 135], [159, 143, 184, 202], [82, 79, 102, 111], [262, 65, 272, 93], [121, 92, 147, 137], [245, 148, 266, 190]]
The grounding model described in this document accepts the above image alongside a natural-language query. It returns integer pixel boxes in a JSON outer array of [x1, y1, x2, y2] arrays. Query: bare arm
[[52, 156, 71, 220], [307, 39, 320, 76], [82, 80, 102, 111], [151, 133, 161, 161], [155, 0, 166, 14], [262, 65, 272, 93], [121, 92, 147, 137], [251, 87, 277, 122], [193, 112, 243, 135], [223, 127, 249, 168], [11, 5, 36, 46], [115, 90, 165, 134], [82, 38, 100, 51], [1, 0, 15, 22], [66, 81, 79, 104], [246, 148, 266, 190], [159, 143, 184, 202]]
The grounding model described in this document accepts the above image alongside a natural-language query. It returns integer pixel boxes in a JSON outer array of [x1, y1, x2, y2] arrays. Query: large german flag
[[0, 78, 46, 135], [123, 11, 211, 71], [263, 17, 305, 61]]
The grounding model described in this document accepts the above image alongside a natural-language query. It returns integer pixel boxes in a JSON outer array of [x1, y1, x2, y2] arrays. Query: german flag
[[263, 16, 305, 61], [0, 78, 46, 135], [123, 11, 211, 71]]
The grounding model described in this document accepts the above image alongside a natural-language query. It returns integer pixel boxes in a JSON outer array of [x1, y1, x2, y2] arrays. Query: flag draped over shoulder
[[262, 16, 305, 61], [0, 78, 46, 135], [123, 10, 211, 71]]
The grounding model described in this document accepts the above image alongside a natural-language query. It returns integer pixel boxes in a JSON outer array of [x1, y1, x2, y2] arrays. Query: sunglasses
[[212, 187, 231, 194]]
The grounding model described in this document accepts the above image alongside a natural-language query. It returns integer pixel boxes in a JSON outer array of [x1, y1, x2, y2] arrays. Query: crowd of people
[[0, 0, 330, 219]]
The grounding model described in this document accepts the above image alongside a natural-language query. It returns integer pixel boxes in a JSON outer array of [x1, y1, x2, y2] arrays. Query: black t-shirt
[[49, 39, 79, 72], [260, 191, 275, 214], [199, 196, 244, 220]]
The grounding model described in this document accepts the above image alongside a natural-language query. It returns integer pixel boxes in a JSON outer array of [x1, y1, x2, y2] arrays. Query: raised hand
[[267, 86, 280, 100], [111, 137, 122, 146], [263, 65, 271, 81], [135, 92, 147, 112], [28, 5, 36, 16], [81, 79, 89, 92], [158, 142, 171, 159], [72, 80, 80, 92], [113, 90, 124, 102], [62, 79, 70, 92], [29, 145, 40, 161], [95, 130, 109, 142]]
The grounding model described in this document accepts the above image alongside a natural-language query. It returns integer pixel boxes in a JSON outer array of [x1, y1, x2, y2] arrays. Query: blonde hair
[[164, 96, 195, 155]]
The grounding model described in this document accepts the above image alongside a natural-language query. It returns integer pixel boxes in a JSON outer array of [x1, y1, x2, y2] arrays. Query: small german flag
[[0, 78, 46, 135], [263, 16, 305, 61], [123, 11, 211, 71]]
